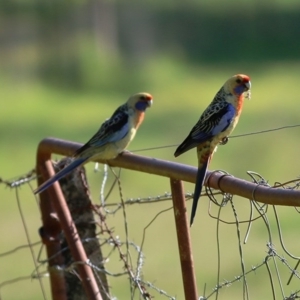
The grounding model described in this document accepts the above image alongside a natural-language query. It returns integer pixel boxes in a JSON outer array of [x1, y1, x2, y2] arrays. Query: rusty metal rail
[[36, 137, 300, 300]]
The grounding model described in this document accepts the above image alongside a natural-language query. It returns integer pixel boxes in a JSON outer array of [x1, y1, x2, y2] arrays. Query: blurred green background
[[1, 1, 300, 299]]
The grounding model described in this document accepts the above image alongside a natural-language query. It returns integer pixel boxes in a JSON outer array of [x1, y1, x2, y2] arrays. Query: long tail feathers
[[190, 159, 209, 226], [34, 157, 87, 194]]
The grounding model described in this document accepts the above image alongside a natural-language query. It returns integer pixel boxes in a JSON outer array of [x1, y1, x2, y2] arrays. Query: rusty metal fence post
[[170, 179, 198, 300], [36, 137, 300, 300], [37, 141, 103, 300]]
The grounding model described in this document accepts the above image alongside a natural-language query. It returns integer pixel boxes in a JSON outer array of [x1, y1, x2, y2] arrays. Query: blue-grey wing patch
[[74, 104, 129, 157], [174, 102, 235, 157], [210, 103, 235, 135], [192, 103, 235, 139]]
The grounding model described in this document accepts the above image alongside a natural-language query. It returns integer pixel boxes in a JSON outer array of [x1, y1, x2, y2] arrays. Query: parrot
[[174, 74, 251, 226], [35, 92, 153, 194]]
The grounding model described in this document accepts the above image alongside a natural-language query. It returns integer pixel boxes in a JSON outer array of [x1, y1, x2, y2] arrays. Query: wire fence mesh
[[1, 155, 300, 299]]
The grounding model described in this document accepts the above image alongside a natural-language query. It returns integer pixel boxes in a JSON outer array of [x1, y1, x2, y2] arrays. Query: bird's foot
[[219, 137, 229, 145]]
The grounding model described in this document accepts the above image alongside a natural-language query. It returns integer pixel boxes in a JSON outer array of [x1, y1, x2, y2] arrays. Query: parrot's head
[[226, 74, 251, 100], [128, 92, 153, 112]]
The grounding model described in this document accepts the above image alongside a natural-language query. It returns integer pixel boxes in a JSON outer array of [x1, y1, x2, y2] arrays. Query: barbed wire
[[1, 123, 300, 299], [2, 168, 300, 299]]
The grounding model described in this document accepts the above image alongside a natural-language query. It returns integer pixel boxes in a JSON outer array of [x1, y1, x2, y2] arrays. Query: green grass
[[1, 58, 300, 299]]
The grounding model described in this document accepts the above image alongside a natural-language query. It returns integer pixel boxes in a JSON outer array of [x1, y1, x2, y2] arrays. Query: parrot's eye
[[140, 96, 146, 100], [236, 78, 242, 84]]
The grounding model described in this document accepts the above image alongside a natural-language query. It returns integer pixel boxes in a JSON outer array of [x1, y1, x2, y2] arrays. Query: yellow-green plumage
[[175, 74, 251, 226]]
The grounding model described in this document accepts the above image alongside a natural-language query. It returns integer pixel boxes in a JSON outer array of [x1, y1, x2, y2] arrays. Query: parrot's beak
[[244, 81, 251, 100], [147, 99, 153, 107], [244, 81, 251, 90]]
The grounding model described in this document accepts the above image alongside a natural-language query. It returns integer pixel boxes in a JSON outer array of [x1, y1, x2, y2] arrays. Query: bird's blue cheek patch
[[234, 85, 245, 95], [135, 101, 148, 111]]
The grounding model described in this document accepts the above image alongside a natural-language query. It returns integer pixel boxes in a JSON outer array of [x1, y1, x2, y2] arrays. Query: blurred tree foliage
[[0, 0, 300, 90]]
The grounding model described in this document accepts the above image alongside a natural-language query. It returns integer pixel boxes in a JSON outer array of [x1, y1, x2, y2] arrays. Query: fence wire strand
[[1, 148, 300, 299]]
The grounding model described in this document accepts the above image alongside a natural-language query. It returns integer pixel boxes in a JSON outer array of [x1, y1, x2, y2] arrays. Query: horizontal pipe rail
[[37, 137, 300, 207]]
